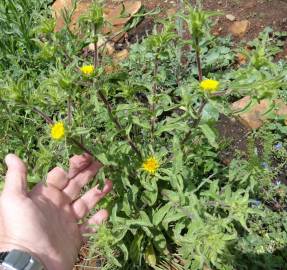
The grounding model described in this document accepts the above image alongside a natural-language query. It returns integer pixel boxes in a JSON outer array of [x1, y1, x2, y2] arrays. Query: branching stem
[[32, 107, 93, 156], [97, 90, 142, 159], [181, 99, 207, 145]]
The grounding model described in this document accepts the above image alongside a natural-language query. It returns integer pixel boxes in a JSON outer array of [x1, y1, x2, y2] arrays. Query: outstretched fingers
[[63, 160, 102, 202], [46, 167, 69, 190], [4, 154, 27, 196], [72, 179, 113, 220], [68, 153, 94, 179], [79, 209, 109, 236]]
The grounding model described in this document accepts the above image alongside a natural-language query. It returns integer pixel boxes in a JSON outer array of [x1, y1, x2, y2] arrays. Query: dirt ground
[[204, 0, 287, 40], [105, 0, 287, 56]]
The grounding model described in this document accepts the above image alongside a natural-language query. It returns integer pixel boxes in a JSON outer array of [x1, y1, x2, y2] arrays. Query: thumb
[[4, 154, 27, 195]]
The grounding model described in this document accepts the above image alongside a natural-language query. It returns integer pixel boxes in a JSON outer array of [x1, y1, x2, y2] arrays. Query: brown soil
[[216, 114, 250, 165], [203, 0, 287, 41], [108, 0, 287, 58]]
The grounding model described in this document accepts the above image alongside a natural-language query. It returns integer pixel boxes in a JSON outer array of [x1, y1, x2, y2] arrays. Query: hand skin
[[0, 153, 113, 270]]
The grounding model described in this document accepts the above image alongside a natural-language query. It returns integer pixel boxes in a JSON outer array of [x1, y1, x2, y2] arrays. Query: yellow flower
[[80, 65, 95, 76], [200, 79, 220, 92], [50, 122, 65, 140], [142, 156, 159, 175]]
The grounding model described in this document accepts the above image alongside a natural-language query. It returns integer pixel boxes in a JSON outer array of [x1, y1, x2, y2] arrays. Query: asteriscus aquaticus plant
[[50, 122, 65, 140], [142, 156, 160, 175], [200, 79, 220, 92], [80, 65, 95, 76]]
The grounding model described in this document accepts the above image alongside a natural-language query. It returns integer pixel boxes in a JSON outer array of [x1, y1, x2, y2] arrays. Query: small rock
[[102, 1, 142, 42], [113, 49, 129, 62], [229, 20, 250, 37], [236, 53, 247, 65], [87, 37, 115, 56], [226, 14, 236, 21], [52, 0, 142, 41], [52, 0, 93, 32], [166, 8, 177, 17], [104, 64, 118, 74], [231, 96, 287, 129]]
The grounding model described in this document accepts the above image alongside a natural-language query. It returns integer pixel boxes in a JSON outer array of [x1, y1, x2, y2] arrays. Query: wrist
[[0, 241, 48, 270]]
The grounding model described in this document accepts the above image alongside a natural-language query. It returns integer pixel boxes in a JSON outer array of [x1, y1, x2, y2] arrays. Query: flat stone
[[102, 1, 142, 41], [52, 0, 142, 40], [231, 96, 287, 129], [229, 20, 250, 37], [226, 14, 236, 21], [52, 0, 93, 32], [104, 1, 141, 26]]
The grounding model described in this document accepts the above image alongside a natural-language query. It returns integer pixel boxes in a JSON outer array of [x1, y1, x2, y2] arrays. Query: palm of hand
[[0, 154, 112, 270]]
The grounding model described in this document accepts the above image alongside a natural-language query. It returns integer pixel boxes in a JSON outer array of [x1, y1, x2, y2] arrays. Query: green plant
[[1, 1, 287, 270]]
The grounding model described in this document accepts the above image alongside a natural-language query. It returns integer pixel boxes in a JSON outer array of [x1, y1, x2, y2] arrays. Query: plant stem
[[195, 37, 203, 82], [91, 22, 141, 159], [32, 107, 53, 124], [150, 59, 158, 141], [67, 96, 72, 126], [97, 90, 142, 159], [177, 0, 184, 38], [69, 138, 93, 156], [32, 107, 93, 156], [93, 24, 99, 67], [181, 99, 207, 145]]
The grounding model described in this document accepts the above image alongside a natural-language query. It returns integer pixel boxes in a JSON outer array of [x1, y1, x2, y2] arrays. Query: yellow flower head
[[80, 65, 95, 76], [142, 156, 159, 175], [200, 79, 220, 92], [50, 122, 65, 140]]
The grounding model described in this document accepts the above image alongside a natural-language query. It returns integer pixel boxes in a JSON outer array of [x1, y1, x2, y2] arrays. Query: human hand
[[0, 153, 112, 270]]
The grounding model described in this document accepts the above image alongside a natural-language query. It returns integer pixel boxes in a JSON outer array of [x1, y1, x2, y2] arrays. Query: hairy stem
[[181, 99, 207, 145], [32, 107, 53, 124], [67, 96, 72, 126], [93, 24, 99, 68], [97, 90, 142, 159], [195, 37, 203, 82], [150, 59, 159, 141]]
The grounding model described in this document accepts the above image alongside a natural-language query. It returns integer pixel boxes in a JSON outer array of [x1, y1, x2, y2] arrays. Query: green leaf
[[144, 243, 157, 268], [172, 136, 183, 174], [153, 232, 168, 254], [132, 116, 150, 129], [118, 242, 129, 262], [142, 189, 158, 206], [129, 233, 144, 263], [152, 202, 173, 226], [162, 210, 186, 230], [199, 124, 218, 149], [126, 211, 153, 227], [112, 228, 129, 244], [200, 102, 219, 124]]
